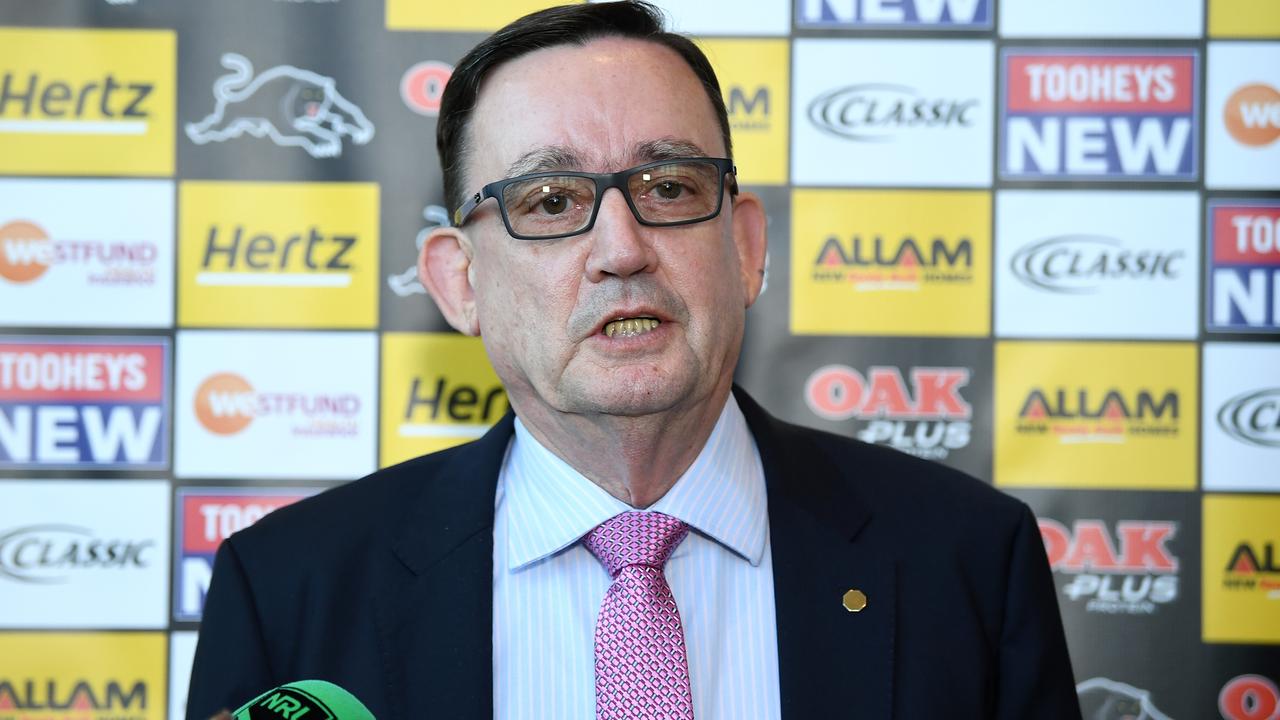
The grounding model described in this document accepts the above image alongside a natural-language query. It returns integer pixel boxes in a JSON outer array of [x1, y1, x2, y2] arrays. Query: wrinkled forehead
[[465, 36, 726, 185]]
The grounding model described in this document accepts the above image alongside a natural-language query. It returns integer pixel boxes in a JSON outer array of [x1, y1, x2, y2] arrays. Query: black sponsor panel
[[739, 185, 790, 365], [739, 334, 992, 480]]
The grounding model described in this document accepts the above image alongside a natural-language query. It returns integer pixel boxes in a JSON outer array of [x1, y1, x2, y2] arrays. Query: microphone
[[230, 679, 375, 719]]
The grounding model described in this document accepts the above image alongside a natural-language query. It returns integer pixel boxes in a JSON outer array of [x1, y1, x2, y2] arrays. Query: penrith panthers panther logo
[[186, 53, 374, 158], [1077, 678, 1172, 720]]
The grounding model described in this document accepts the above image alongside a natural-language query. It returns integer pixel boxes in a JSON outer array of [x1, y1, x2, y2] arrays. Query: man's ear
[[418, 226, 481, 336], [730, 191, 768, 308]]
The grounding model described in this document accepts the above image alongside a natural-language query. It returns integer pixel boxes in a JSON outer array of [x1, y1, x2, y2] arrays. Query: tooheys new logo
[[804, 365, 971, 461], [1016, 385, 1180, 444], [1002, 50, 1198, 179], [1208, 202, 1280, 331], [1039, 519, 1178, 615], [1224, 83, 1280, 148], [0, 524, 153, 584], [0, 339, 168, 468], [811, 233, 974, 291], [1010, 235, 1183, 293], [808, 83, 977, 142], [175, 490, 311, 620], [797, 0, 990, 27], [0, 67, 153, 135], [1222, 537, 1280, 599], [1220, 674, 1280, 720], [0, 679, 148, 713], [193, 372, 360, 437], [0, 219, 159, 286]]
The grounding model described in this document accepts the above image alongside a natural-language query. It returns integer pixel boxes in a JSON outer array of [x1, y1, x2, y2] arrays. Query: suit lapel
[[374, 413, 513, 720], [737, 389, 897, 720]]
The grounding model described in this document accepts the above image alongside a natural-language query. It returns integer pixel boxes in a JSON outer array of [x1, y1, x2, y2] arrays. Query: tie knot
[[582, 511, 689, 577]]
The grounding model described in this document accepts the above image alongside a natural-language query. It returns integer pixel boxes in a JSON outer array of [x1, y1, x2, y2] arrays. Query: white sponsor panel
[[615, 0, 790, 35], [0, 480, 169, 628], [1000, 0, 1202, 38], [792, 39, 994, 187], [795, 0, 992, 29], [1203, 343, 1280, 491], [0, 179, 174, 327], [1206, 43, 1280, 190], [174, 330, 377, 478], [169, 631, 198, 720], [995, 191, 1198, 339]]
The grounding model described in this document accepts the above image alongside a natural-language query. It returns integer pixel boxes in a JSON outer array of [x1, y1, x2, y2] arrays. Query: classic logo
[[400, 61, 452, 117], [1217, 388, 1280, 448], [808, 84, 977, 142], [0, 679, 148, 713], [186, 53, 374, 159], [1009, 235, 1183, 293], [1002, 50, 1198, 179], [0, 338, 169, 468], [0, 524, 154, 584], [1220, 675, 1280, 720], [1075, 678, 1171, 720], [193, 371, 361, 438], [796, 0, 991, 27], [388, 204, 448, 298], [0, 219, 159, 287], [1224, 83, 1280, 147], [1017, 386, 1180, 444], [811, 234, 974, 291], [175, 489, 312, 620], [1040, 519, 1178, 614], [805, 364, 971, 461], [1208, 202, 1280, 332]]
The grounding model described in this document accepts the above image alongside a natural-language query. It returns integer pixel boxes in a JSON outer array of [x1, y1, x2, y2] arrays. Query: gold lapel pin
[[843, 589, 868, 613]]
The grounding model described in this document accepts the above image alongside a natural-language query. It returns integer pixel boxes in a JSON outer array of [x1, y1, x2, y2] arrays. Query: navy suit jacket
[[187, 389, 1081, 719]]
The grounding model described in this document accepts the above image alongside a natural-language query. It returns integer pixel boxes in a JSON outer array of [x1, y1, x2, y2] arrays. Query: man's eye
[[537, 193, 573, 215], [655, 181, 684, 200]]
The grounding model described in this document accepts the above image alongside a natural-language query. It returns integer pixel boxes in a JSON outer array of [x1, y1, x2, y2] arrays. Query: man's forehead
[[504, 138, 712, 178]]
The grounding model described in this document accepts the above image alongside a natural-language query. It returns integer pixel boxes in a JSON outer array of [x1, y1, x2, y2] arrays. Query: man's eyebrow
[[505, 146, 584, 178], [633, 138, 709, 163]]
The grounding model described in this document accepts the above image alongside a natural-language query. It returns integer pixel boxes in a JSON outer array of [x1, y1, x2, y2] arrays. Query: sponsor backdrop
[[1, 0, 1277, 717]]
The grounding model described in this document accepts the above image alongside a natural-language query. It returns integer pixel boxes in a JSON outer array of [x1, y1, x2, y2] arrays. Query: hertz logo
[[0, 71, 153, 136], [198, 224, 356, 287]]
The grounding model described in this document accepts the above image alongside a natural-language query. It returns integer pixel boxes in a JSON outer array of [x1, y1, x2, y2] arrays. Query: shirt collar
[[502, 394, 768, 571]]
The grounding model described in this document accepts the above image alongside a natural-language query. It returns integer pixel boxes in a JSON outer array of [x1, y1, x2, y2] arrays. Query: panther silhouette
[[1077, 678, 1173, 720], [186, 53, 374, 158]]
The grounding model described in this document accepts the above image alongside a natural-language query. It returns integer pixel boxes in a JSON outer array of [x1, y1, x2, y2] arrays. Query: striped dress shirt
[[493, 395, 782, 719]]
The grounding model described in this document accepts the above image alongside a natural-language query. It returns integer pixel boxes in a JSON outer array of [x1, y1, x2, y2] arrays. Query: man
[[188, 3, 1081, 718]]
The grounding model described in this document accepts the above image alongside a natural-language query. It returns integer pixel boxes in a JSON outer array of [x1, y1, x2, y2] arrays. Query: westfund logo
[[1010, 235, 1183, 293], [1040, 518, 1179, 615], [808, 84, 977, 142], [1224, 83, 1280, 148], [1002, 50, 1198, 180]]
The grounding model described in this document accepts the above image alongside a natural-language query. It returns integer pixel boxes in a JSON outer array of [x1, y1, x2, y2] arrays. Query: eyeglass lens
[[499, 160, 724, 238]]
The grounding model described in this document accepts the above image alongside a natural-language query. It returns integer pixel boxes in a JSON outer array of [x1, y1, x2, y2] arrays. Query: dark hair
[[436, 1, 733, 216]]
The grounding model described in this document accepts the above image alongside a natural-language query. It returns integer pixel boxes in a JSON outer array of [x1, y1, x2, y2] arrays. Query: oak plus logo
[[1010, 235, 1183, 294], [193, 371, 361, 438], [1001, 50, 1198, 180], [1225, 83, 1280, 148], [0, 524, 154, 584], [805, 364, 972, 461], [400, 61, 452, 117], [1040, 519, 1179, 615], [1016, 386, 1181, 444], [186, 53, 374, 159], [0, 219, 159, 287], [797, 0, 990, 28], [1208, 202, 1280, 332], [1220, 675, 1280, 720], [808, 84, 977, 142], [812, 233, 974, 292]]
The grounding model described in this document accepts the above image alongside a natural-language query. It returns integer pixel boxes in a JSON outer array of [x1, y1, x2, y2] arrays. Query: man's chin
[[561, 377, 695, 419]]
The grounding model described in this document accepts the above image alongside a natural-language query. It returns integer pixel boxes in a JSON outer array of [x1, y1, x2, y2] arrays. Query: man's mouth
[[603, 317, 660, 338]]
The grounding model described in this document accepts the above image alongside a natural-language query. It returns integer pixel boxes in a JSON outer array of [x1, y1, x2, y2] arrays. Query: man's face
[[456, 37, 765, 420]]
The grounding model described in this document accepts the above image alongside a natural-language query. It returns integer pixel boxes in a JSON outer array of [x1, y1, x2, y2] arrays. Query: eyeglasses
[[452, 157, 738, 240]]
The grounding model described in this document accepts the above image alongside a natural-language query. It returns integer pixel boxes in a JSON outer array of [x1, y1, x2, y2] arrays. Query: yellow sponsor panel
[[381, 333, 509, 466], [994, 342, 1197, 490], [388, 0, 575, 30], [0, 632, 165, 719], [0, 28, 174, 176], [178, 182, 378, 328], [697, 39, 789, 186], [1204, 495, 1280, 643], [1209, 0, 1280, 38], [791, 189, 990, 336]]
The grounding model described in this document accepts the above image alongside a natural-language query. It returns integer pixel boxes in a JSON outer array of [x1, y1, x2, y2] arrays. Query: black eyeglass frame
[[451, 157, 739, 241]]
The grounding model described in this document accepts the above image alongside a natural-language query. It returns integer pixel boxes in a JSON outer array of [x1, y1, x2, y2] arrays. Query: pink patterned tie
[[582, 511, 695, 720]]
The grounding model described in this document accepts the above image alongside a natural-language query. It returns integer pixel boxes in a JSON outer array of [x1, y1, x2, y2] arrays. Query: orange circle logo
[[0, 220, 52, 283], [1224, 83, 1280, 147], [194, 372, 257, 435]]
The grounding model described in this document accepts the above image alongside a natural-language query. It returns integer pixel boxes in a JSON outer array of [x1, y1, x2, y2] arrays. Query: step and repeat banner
[[1, 0, 1278, 717]]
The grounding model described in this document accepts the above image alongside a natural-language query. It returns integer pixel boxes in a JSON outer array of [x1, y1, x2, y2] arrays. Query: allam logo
[[0, 219, 159, 287], [193, 371, 361, 438], [812, 234, 974, 291], [0, 678, 148, 713], [1017, 387, 1180, 444], [1224, 83, 1280, 147]]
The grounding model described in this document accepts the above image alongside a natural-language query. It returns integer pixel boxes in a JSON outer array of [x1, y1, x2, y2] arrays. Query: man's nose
[[584, 187, 658, 281]]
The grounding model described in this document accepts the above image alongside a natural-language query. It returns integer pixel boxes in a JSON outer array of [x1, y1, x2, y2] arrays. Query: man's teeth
[[604, 318, 660, 338]]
